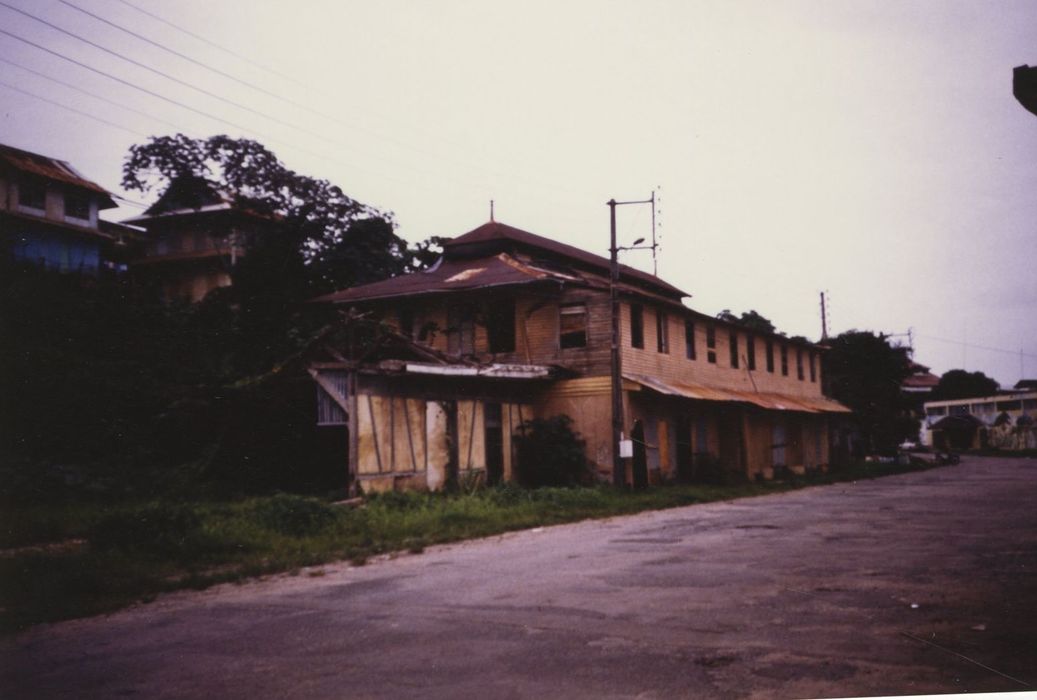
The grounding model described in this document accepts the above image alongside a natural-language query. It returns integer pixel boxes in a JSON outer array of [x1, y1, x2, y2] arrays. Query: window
[[746, 335, 756, 371], [65, 191, 90, 221], [949, 404, 971, 416], [926, 406, 947, 417], [656, 310, 669, 353], [729, 331, 739, 368], [796, 348, 804, 380], [447, 305, 475, 355], [630, 303, 644, 349], [559, 303, 587, 349], [780, 345, 788, 376], [1023, 399, 1037, 410], [398, 308, 415, 339], [996, 400, 1022, 412], [706, 324, 717, 364], [19, 180, 46, 211], [684, 319, 696, 360], [765, 340, 775, 373], [487, 302, 516, 353], [809, 352, 816, 382]]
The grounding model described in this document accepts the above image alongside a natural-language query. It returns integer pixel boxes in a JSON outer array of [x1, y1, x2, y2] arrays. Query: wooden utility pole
[[609, 199, 624, 487]]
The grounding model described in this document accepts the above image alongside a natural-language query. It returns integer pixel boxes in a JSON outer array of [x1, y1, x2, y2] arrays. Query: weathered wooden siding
[[619, 301, 824, 399]]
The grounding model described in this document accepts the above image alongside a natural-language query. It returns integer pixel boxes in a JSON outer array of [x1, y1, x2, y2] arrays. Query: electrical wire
[[0, 56, 182, 132], [0, 79, 147, 137]]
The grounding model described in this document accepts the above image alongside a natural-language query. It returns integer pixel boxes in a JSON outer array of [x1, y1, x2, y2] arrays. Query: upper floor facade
[[0, 143, 118, 273], [316, 221, 828, 402]]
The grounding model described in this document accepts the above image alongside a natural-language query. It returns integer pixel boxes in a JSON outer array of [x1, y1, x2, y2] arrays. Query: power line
[[917, 333, 1037, 359], [112, 0, 301, 87], [0, 1, 341, 139], [0, 79, 147, 137], [106, 0, 602, 202], [0, 56, 182, 132]]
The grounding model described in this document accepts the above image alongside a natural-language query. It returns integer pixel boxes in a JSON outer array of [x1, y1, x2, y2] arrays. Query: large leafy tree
[[931, 369, 1000, 401], [122, 134, 407, 298], [716, 309, 778, 334], [824, 330, 916, 453]]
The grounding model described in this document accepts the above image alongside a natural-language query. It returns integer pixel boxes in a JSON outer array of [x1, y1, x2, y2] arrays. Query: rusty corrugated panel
[[624, 373, 851, 414]]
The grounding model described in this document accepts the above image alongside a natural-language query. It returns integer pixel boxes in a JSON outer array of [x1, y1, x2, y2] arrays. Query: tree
[[715, 309, 778, 334], [824, 330, 916, 454], [931, 369, 1000, 401]]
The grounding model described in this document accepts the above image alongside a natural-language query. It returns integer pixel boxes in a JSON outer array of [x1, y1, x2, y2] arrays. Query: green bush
[[512, 415, 592, 488], [251, 494, 338, 537]]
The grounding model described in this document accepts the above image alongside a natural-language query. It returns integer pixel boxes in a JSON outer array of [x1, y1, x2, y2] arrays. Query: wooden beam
[[308, 368, 349, 413]]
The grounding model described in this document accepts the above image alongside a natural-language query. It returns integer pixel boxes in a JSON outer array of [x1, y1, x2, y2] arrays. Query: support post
[[347, 369, 359, 497]]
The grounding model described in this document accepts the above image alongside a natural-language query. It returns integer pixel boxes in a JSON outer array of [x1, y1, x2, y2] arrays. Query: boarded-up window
[[656, 310, 669, 353], [487, 302, 516, 353], [684, 319, 696, 360], [315, 371, 348, 426], [630, 304, 644, 349], [560, 303, 587, 349]]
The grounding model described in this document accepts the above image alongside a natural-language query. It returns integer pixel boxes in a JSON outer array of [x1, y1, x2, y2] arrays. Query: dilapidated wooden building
[[311, 221, 850, 493]]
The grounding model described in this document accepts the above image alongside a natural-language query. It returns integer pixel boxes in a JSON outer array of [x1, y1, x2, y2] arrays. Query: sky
[[1, 0, 1035, 387]]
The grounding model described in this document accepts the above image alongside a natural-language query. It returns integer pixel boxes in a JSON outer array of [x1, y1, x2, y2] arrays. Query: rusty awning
[[624, 373, 851, 414]]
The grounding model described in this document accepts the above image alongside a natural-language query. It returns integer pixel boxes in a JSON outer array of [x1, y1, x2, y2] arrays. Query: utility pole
[[609, 200, 623, 487], [819, 291, 828, 340], [607, 194, 656, 487]]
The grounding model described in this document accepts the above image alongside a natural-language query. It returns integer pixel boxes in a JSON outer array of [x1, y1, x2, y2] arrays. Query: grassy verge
[[0, 459, 939, 632]]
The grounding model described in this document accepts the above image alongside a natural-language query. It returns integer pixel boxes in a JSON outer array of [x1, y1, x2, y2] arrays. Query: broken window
[[706, 324, 717, 364], [630, 303, 644, 349], [447, 305, 475, 355], [684, 319, 696, 360], [486, 302, 516, 353], [559, 303, 587, 349], [747, 335, 756, 371], [656, 310, 669, 353], [729, 331, 739, 369]]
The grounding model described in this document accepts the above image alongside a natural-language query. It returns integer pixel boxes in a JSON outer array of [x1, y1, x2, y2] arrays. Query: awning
[[404, 362, 553, 379], [624, 373, 851, 414]]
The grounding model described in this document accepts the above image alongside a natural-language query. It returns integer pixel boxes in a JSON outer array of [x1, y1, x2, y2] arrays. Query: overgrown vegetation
[[0, 457, 944, 633], [513, 415, 592, 487]]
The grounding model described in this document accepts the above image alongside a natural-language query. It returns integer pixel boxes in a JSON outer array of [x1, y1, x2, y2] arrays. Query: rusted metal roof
[[625, 373, 851, 414], [0, 143, 116, 208], [312, 252, 558, 304], [444, 221, 688, 299]]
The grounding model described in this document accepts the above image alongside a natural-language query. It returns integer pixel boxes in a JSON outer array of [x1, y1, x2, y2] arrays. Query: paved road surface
[[3, 456, 1036, 698]]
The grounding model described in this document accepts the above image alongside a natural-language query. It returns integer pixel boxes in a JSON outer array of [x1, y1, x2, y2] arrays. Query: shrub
[[251, 494, 338, 537], [512, 415, 591, 488]]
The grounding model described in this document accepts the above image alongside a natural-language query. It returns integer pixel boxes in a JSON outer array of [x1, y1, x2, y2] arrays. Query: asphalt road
[[3, 456, 1036, 699]]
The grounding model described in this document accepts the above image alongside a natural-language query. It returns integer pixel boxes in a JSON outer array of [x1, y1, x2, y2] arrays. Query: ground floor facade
[[312, 366, 848, 493]]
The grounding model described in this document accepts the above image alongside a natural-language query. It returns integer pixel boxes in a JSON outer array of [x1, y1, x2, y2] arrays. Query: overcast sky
[[2, 0, 1035, 387]]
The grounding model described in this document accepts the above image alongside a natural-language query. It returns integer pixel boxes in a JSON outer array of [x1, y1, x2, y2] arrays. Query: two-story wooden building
[[0, 143, 120, 274], [124, 175, 277, 303], [311, 221, 849, 493]]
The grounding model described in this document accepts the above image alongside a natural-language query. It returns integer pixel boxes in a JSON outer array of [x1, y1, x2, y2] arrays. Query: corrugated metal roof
[[445, 221, 688, 299], [624, 373, 851, 414], [0, 143, 116, 207], [312, 252, 557, 303]]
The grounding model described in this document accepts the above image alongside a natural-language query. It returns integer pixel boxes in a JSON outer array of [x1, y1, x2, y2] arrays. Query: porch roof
[[624, 373, 851, 414]]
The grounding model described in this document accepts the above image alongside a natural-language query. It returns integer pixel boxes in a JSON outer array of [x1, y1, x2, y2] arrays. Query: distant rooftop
[[0, 142, 116, 208]]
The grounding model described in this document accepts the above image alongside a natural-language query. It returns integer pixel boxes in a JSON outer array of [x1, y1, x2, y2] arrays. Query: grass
[[0, 458, 941, 632]]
